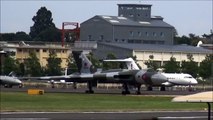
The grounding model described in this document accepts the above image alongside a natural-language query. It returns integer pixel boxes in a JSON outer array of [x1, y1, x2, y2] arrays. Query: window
[[127, 7, 133, 10], [138, 31, 141, 37], [136, 7, 142, 10], [100, 35, 104, 40], [88, 35, 92, 40], [145, 32, 149, 36], [137, 14, 140, 17], [43, 49, 47, 52], [36, 49, 39, 52], [160, 32, 164, 37], [130, 31, 134, 36], [142, 7, 149, 10], [129, 14, 133, 17], [114, 39, 118, 42], [18, 49, 22, 52], [153, 32, 157, 37]]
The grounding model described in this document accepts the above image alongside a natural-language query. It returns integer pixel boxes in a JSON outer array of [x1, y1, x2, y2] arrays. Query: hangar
[[80, 4, 175, 45]]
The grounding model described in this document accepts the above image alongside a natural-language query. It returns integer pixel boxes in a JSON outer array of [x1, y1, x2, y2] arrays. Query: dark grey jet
[[39, 51, 167, 95]]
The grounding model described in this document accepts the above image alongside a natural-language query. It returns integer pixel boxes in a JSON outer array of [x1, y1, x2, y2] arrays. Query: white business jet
[[0, 72, 23, 88]]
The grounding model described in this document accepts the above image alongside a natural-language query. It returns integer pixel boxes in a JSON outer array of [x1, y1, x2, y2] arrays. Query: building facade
[[80, 4, 175, 45], [94, 43, 212, 69], [0, 42, 71, 69]]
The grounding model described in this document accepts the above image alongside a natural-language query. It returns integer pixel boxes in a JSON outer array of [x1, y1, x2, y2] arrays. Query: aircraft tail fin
[[8, 71, 16, 77], [72, 51, 96, 74]]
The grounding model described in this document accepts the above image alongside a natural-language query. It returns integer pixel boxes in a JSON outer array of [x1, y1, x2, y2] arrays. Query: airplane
[[0, 72, 23, 88], [39, 51, 168, 94], [104, 57, 198, 91]]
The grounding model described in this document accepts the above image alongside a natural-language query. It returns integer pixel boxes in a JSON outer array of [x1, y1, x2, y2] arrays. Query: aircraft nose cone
[[151, 73, 168, 85], [191, 79, 198, 85]]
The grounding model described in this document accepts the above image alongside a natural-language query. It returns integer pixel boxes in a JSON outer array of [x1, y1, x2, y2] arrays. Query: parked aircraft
[[104, 58, 198, 91], [0, 72, 23, 88], [39, 51, 168, 94]]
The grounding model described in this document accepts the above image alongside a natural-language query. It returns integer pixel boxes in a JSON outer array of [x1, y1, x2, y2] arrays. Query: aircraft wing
[[104, 58, 133, 62]]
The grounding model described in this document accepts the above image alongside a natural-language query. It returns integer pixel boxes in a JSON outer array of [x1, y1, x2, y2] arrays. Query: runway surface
[[1, 86, 212, 120], [1, 111, 211, 120]]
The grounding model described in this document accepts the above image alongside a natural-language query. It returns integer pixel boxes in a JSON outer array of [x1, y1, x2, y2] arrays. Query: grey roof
[[99, 43, 213, 54], [117, 4, 152, 7], [96, 15, 174, 28]]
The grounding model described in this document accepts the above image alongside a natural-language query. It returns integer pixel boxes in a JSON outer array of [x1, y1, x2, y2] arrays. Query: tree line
[[2, 50, 62, 77]]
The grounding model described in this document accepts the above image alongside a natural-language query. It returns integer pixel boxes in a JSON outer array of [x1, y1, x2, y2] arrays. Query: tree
[[181, 54, 199, 78], [0, 32, 31, 41], [144, 55, 158, 70], [3, 56, 19, 75], [30, 7, 60, 41], [15, 31, 31, 41], [163, 57, 180, 73], [103, 53, 119, 70], [25, 51, 42, 76], [88, 52, 102, 68], [67, 54, 78, 74], [45, 50, 62, 76], [199, 54, 213, 79]]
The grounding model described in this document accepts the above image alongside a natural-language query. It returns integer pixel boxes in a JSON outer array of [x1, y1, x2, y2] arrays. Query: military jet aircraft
[[39, 51, 168, 94]]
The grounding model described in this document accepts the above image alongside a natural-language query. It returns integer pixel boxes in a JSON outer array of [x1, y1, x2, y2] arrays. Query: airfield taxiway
[[1, 86, 212, 120], [1, 111, 211, 120]]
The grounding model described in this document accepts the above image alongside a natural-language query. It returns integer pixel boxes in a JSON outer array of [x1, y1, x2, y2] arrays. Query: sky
[[1, 0, 212, 37]]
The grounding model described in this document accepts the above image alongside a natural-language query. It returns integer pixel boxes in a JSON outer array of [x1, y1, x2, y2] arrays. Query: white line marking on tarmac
[[157, 116, 212, 119], [0, 118, 50, 120], [0, 111, 207, 114]]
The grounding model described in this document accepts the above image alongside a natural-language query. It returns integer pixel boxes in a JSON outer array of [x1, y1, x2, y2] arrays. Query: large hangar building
[[80, 4, 175, 45]]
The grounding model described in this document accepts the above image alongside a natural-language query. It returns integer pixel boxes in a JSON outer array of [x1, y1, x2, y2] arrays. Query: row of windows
[[127, 39, 165, 44], [129, 31, 165, 37], [17, 49, 67, 53], [120, 6, 150, 10], [120, 13, 149, 18]]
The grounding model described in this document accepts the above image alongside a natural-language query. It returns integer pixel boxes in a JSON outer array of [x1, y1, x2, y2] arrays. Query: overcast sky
[[1, 0, 212, 36]]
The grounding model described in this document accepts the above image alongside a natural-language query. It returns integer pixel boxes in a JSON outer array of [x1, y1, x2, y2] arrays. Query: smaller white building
[[94, 43, 212, 69]]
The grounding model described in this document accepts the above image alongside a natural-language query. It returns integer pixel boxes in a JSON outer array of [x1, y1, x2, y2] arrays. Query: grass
[[0, 92, 211, 112]]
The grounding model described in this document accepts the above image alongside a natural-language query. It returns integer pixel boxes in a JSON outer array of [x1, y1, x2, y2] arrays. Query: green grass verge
[[0, 92, 211, 112]]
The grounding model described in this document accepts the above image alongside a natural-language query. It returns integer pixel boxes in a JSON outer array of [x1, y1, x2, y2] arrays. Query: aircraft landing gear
[[147, 86, 153, 91], [86, 82, 94, 94], [122, 83, 130, 95], [160, 86, 166, 91], [136, 84, 141, 95]]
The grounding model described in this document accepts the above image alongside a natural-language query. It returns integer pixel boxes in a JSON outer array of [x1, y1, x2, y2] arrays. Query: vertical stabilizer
[[72, 51, 95, 74], [125, 58, 140, 70]]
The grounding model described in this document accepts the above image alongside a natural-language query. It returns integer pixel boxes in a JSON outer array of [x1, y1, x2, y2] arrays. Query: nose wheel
[[122, 83, 130, 95]]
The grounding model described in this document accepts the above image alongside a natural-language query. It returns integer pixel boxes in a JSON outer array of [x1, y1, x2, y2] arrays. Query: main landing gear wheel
[[160, 86, 166, 91], [135, 85, 141, 95], [122, 91, 130, 95], [85, 90, 94, 94], [147, 86, 153, 91], [122, 83, 130, 95]]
